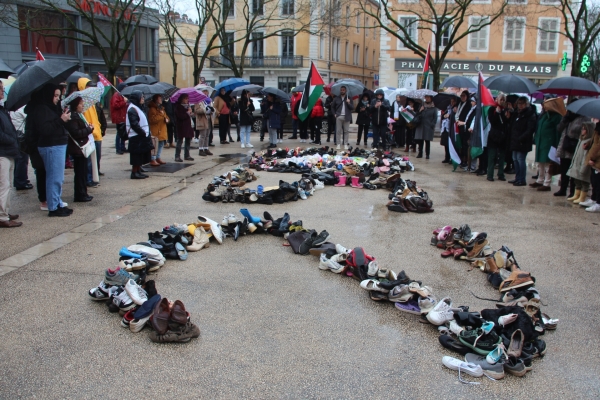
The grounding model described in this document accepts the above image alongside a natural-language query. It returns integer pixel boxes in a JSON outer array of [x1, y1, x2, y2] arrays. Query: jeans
[[175, 137, 191, 159], [13, 151, 29, 188], [240, 125, 252, 145], [292, 119, 298, 138], [38, 145, 66, 212], [372, 125, 386, 147], [87, 140, 102, 183], [487, 146, 505, 179], [0, 157, 14, 221], [335, 116, 349, 145], [357, 124, 369, 144], [152, 140, 165, 161], [512, 151, 527, 183], [73, 156, 88, 199]]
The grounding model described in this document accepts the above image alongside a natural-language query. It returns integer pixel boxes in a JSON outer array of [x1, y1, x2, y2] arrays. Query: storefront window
[[18, 7, 76, 56], [136, 27, 155, 62]]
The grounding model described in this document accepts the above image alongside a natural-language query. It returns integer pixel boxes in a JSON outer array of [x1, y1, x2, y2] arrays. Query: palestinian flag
[[298, 61, 324, 122], [421, 43, 431, 89], [471, 71, 496, 159], [400, 109, 414, 123], [449, 121, 462, 171], [97, 72, 112, 102]]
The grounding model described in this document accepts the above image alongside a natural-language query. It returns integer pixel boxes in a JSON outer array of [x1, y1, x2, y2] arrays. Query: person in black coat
[[127, 90, 151, 179], [392, 95, 406, 148], [324, 93, 336, 143], [455, 90, 471, 166], [486, 93, 509, 182], [238, 90, 255, 147], [65, 97, 93, 202], [509, 97, 537, 186], [355, 94, 371, 146], [370, 89, 391, 149]]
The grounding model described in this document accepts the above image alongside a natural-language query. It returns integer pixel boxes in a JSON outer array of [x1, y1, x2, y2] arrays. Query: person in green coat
[[530, 98, 565, 191]]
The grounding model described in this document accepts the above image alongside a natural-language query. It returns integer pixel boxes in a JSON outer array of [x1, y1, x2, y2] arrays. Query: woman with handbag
[[65, 97, 93, 202], [147, 94, 169, 166], [126, 90, 152, 179], [213, 88, 232, 144], [238, 90, 255, 148], [195, 102, 212, 156], [555, 110, 591, 197]]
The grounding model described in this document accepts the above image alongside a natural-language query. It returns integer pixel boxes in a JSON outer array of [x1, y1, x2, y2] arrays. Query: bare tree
[[538, 0, 600, 78], [361, 0, 509, 91], [151, 0, 179, 85], [13, 0, 146, 82]]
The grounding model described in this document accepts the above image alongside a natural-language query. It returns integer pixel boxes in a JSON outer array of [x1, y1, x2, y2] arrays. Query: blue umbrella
[[215, 78, 250, 93]]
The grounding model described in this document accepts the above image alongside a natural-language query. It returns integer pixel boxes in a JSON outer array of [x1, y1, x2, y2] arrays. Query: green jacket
[[534, 111, 562, 163]]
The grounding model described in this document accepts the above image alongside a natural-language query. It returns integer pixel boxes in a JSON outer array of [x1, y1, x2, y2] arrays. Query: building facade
[[0, 1, 159, 82], [378, 1, 571, 90], [158, 14, 198, 88], [199, 0, 380, 91]]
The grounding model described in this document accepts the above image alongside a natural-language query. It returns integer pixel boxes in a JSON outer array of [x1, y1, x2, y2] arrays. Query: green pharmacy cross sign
[[561, 52, 568, 71], [580, 54, 591, 74]]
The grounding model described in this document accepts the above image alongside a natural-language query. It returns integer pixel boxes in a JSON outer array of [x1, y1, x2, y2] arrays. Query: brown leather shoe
[[170, 300, 188, 325], [0, 220, 22, 228], [205, 149, 213, 156], [499, 270, 535, 292], [149, 159, 160, 167], [529, 182, 543, 188], [151, 298, 171, 334], [9, 214, 19, 220], [537, 185, 551, 191], [156, 158, 167, 165]]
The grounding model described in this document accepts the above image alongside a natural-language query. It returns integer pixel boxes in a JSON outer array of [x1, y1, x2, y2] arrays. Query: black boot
[[416, 152, 423, 158]]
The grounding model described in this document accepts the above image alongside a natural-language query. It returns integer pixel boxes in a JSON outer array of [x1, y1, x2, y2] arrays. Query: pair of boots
[[149, 158, 166, 166], [334, 175, 362, 188], [131, 167, 148, 180], [186, 226, 210, 251], [568, 189, 588, 204]]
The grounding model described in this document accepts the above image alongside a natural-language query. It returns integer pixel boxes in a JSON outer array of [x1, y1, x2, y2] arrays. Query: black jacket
[[355, 101, 371, 125], [239, 98, 255, 126], [65, 113, 92, 157], [370, 97, 390, 126], [0, 106, 19, 158], [487, 108, 509, 149], [510, 105, 537, 153], [96, 103, 107, 137], [25, 103, 68, 148]]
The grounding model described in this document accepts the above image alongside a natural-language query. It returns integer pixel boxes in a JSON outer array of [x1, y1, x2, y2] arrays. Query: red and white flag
[[35, 48, 45, 61]]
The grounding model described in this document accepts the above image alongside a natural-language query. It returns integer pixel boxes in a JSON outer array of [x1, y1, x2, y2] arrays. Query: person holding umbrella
[[77, 78, 105, 186], [126, 90, 151, 179], [0, 80, 22, 227], [26, 84, 73, 216], [174, 94, 195, 162], [530, 98, 564, 191], [213, 88, 232, 144], [332, 86, 354, 149], [64, 96, 93, 202]]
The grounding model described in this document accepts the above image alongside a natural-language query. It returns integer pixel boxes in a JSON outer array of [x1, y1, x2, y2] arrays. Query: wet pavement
[[0, 130, 599, 398]]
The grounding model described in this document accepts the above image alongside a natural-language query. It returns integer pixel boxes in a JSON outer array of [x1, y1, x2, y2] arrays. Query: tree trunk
[[172, 60, 178, 86], [571, 42, 581, 77], [431, 63, 441, 92]]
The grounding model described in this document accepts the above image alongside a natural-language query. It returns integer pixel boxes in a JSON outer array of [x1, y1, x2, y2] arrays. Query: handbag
[[68, 132, 95, 158]]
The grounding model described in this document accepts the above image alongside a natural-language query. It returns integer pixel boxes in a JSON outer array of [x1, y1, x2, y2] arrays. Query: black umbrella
[[538, 76, 600, 97], [13, 61, 40, 76], [0, 59, 15, 79], [440, 76, 477, 89], [566, 98, 600, 120], [123, 74, 159, 87], [260, 87, 291, 102], [433, 93, 460, 110], [121, 82, 179, 98], [6, 60, 80, 111], [291, 83, 305, 93], [66, 71, 93, 85], [483, 74, 538, 94]]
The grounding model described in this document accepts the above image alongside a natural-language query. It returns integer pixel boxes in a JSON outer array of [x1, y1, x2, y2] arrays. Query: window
[[250, 76, 264, 86], [282, 0, 293, 15], [336, 38, 341, 61], [345, 41, 349, 63], [319, 33, 324, 59], [278, 77, 296, 93], [18, 7, 76, 56], [281, 30, 294, 65], [356, 13, 360, 33], [252, 0, 263, 15], [397, 16, 417, 49], [225, 0, 235, 17], [353, 44, 359, 65], [504, 17, 525, 52], [333, 0, 341, 24], [332, 38, 340, 62], [365, 17, 369, 37], [438, 18, 452, 49], [508, 0, 527, 4], [251, 32, 264, 65], [373, 50, 376, 68], [221, 32, 234, 56], [346, 6, 350, 27], [365, 47, 368, 67], [135, 27, 155, 62], [468, 16, 489, 51], [538, 18, 559, 53]]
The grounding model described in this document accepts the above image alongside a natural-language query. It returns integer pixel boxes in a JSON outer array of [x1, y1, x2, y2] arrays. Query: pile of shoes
[[386, 178, 434, 213]]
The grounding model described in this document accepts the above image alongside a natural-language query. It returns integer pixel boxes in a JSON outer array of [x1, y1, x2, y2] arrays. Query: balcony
[[209, 55, 304, 69]]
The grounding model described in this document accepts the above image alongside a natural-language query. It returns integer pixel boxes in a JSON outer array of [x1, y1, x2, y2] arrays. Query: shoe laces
[[457, 365, 480, 385]]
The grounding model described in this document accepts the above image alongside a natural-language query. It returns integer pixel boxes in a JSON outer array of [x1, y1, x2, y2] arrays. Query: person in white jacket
[[9, 106, 32, 190]]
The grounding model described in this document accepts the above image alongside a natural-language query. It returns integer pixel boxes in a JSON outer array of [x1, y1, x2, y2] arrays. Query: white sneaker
[[367, 260, 379, 276], [113, 288, 135, 310], [336, 144, 340, 150], [40, 202, 48, 211], [241, 143, 245, 148], [119, 258, 147, 272], [197, 215, 224, 244], [579, 198, 595, 207], [448, 319, 464, 335], [61, 201, 69, 207], [314, 180, 325, 190], [298, 187, 307, 200], [586, 203, 600, 212], [442, 356, 484, 378], [88, 280, 110, 301], [125, 279, 148, 305], [335, 244, 349, 254], [344, 145, 348, 150], [426, 297, 459, 325], [246, 143, 253, 148], [418, 296, 437, 314], [319, 253, 347, 273], [129, 315, 150, 333], [227, 213, 238, 225], [360, 279, 389, 293]]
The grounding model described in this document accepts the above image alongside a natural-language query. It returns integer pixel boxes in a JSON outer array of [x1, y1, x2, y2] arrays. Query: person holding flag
[[77, 78, 106, 185], [297, 61, 325, 144]]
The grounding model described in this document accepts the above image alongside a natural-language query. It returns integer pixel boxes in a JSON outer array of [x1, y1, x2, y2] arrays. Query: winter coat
[[239, 98, 255, 126], [332, 95, 354, 122], [354, 100, 370, 125], [369, 97, 391, 126], [311, 99, 325, 118], [556, 114, 590, 159], [147, 101, 168, 141], [65, 113, 92, 157], [414, 105, 438, 141], [0, 105, 20, 159], [77, 78, 103, 141], [213, 95, 231, 117], [110, 93, 127, 124], [26, 103, 68, 148], [510, 105, 537, 153], [174, 103, 194, 139], [487, 108, 509, 149], [194, 103, 209, 130], [230, 100, 239, 124], [585, 129, 600, 171], [126, 91, 149, 138], [291, 93, 302, 120], [567, 121, 595, 182], [534, 111, 562, 163], [261, 100, 282, 129]]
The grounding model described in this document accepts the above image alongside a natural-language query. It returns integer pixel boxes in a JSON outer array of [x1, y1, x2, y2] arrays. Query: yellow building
[[378, 1, 571, 89], [158, 14, 198, 89], [200, 0, 380, 91]]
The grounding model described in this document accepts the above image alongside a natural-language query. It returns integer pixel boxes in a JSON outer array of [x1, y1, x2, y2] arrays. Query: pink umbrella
[[170, 87, 210, 104]]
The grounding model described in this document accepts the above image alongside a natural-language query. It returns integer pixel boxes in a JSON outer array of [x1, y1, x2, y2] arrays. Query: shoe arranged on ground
[[299, 232, 319, 255], [312, 230, 330, 246], [89, 280, 111, 301], [121, 309, 136, 328], [104, 267, 135, 286], [149, 321, 200, 343], [465, 353, 505, 380], [388, 284, 413, 302], [360, 279, 390, 293], [439, 335, 471, 356], [336, 244, 349, 254], [125, 279, 148, 306], [458, 328, 502, 355], [319, 253, 347, 273], [442, 356, 484, 378], [418, 296, 437, 314], [197, 215, 224, 244], [499, 269, 535, 292], [426, 297, 459, 325], [119, 258, 147, 272], [130, 294, 161, 333], [507, 329, 524, 357], [112, 287, 135, 311], [394, 298, 422, 314], [486, 343, 507, 365], [503, 355, 527, 377]]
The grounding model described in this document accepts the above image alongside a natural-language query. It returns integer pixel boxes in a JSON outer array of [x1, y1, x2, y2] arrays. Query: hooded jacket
[[0, 104, 20, 158], [126, 91, 149, 138], [110, 92, 127, 124], [239, 93, 255, 126], [77, 78, 103, 141], [534, 110, 562, 163], [556, 112, 590, 159], [510, 105, 537, 153], [567, 121, 595, 182], [369, 90, 390, 126], [311, 98, 325, 118], [24, 83, 68, 148], [355, 97, 371, 125], [194, 102, 209, 130], [291, 92, 302, 120]]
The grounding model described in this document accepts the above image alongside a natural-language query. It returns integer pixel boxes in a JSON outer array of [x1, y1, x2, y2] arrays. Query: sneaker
[[125, 279, 148, 305], [448, 320, 464, 335], [486, 343, 507, 364], [104, 267, 134, 286], [442, 356, 484, 380], [367, 261, 379, 277], [129, 315, 151, 333], [586, 203, 600, 212], [298, 187, 307, 200], [241, 143, 246, 148], [121, 309, 136, 328], [499, 270, 535, 292], [360, 279, 390, 293], [418, 295, 437, 314], [335, 244, 349, 254], [319, 253, 347, 273], [246, 143, 254, 148], [313, 180, 325, 190], [388, 284, 413, 302], [119, 258, 147, 272], [394, 298, 422, 314], [503, 355, 527, 377], [465, 353, 505, 380], [312, 230, 330, 246], [299, 231, 319, 255], [439, 335, 471, 356], [458, 328, 502, 355], [579, 198, 595, 207], [88, 280, 110, 301], [112, 287, 135, 310], [426, 297, 459, 325], [149, 321, 201, 343]]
